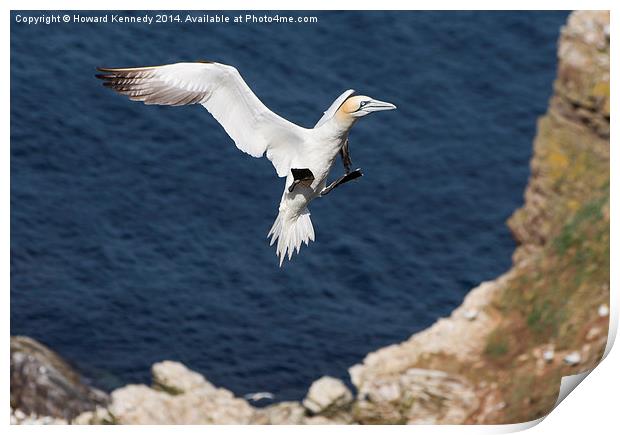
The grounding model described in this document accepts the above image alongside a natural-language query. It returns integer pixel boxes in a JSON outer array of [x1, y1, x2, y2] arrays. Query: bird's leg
[[320, 138, 362, 196], [289, 168, 315, 193], [320, 168, 363, 196], [340, 138, 353, 174]]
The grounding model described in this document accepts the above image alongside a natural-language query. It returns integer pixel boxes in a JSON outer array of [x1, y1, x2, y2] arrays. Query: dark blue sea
[[10, 11, 569, 401]]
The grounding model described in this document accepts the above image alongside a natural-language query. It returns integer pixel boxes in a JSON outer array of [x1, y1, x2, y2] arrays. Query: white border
[[4, 1, 616, 434]]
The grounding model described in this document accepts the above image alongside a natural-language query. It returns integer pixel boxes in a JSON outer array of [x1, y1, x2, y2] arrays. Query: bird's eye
[[359, 101, 369, 109]]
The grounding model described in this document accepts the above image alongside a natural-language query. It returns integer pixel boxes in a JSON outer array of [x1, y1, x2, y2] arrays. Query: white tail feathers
[[267, 208, 315, 266]]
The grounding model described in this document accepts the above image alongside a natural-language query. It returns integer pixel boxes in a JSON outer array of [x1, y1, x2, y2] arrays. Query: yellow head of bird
[[337, 95, 397, 119]]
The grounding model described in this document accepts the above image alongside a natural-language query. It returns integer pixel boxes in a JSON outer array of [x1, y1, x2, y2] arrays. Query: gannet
[[96, 61, 396, 265]]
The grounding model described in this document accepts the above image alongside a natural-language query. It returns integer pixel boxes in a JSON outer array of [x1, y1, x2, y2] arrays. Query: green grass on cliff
[[483, 186, 609, 423], [485, 185, 609, 354], [499, 186, 609, 349]]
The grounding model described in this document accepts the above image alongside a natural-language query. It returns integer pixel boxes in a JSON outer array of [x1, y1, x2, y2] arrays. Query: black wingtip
[[95, 73, 113, 80]]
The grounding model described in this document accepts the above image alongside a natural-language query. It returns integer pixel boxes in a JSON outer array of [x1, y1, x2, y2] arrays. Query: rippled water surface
[[11, 11, 568, 400]]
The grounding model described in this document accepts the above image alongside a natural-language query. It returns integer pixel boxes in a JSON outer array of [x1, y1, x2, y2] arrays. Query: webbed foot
[[320, 168, 363, 196], [289, 168, 315, 193]]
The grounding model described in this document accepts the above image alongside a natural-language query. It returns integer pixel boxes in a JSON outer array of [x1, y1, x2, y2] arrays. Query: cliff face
[[509, 10, 609, 254], [349, 10, 610, 424], [10, 336, 109, 421], [10, 11, 610, 425]]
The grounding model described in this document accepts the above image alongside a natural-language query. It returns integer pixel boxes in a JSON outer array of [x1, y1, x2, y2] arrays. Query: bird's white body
[[268, 117, 352, 263], [97, 61, 395, 265]]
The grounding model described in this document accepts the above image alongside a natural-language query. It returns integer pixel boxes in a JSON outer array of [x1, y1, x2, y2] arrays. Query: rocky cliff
[[10, 336, 109, 423], [11, 10, 610, 425], [349, 10, 610, 424]]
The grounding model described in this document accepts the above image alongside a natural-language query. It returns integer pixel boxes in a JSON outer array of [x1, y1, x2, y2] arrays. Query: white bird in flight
[[96, 61, 396, 265]]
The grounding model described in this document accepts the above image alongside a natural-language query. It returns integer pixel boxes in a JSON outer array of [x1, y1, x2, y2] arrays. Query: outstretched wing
[[96, 61, 306, 177]]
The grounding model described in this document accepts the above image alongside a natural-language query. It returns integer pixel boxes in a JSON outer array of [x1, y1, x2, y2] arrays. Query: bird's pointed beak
[[366, 99, 397, 112]]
